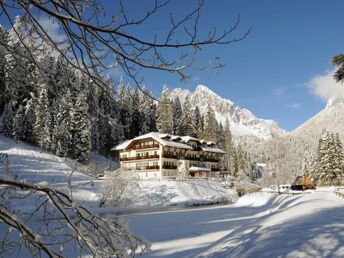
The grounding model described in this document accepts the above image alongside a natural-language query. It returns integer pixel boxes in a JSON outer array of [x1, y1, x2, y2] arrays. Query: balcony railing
[[211, 168, 220, 172], [162, 165, 177, 169], [135, 165, 160, 170], [185, 156, 200, 161], [162, 154, 178, 159], [120, 154, 159, 161], [133, 143, 160, 150], [200, 158, 219, 162]]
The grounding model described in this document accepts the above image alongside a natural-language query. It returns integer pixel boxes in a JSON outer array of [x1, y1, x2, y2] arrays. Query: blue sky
[[112, 0, 344, 131], [1, 0, 344, 131]]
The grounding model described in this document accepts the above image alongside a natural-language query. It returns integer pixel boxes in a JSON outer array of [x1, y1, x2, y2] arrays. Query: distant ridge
[[171, 85, 286, 140]]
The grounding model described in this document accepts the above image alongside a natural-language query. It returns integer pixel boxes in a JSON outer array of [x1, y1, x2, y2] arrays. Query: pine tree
[[139, 89, 157, 135], [130, 90, 141, 137], [233, 144, 246, 177], [216, 122, 225, 148], [192, 106, 203, 138], [54, 90, 72, 158], [33, 82, 50, 151], [315, 131, 339, 185], [0, 27, 9, 114], [172, 96, 182, 135], [0, 102, 14, 137], [223, 119, 234, 172], [122, 85, 134, 138], [202, 106, 217, 142], [333, 133, 344, 183], [72, 89, 91, 162], [13, 104, 25, 141], [156, 87, 173, 134], [179, 96, 193, 136]]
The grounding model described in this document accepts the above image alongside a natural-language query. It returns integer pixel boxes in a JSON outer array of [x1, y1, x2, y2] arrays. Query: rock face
[[171, 85, 285, 140]]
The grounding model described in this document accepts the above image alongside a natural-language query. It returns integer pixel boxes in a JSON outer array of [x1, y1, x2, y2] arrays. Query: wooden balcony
[[135, 165, 160, 170], [120, 154, 159, 161], [162, 154, 178, 159], [162, 165, 178, 169], [185, 156, 200, 161], [133, 143, 159, 150], [200, 157, 219, 162]]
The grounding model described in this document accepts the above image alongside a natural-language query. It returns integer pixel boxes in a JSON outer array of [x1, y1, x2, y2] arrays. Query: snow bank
[[235, 192, 274, 207], [117, 180, 237, 208]]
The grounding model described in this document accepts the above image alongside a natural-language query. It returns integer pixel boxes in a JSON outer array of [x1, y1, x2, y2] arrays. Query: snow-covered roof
[[112, 140, 131, 150], [112, 132, 193, 150], [180, 136, 199, 143], [113, 132, 225, 154], [201, 147, 226, 154], [189, 166, 211, 172]]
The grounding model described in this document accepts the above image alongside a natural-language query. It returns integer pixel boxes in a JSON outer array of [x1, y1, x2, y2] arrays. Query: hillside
[[0, 136, 235, 208], [244, 98, 344, 181], [171, 85, 285, 140]]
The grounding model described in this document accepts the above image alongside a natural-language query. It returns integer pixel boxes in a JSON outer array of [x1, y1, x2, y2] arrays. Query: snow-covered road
[[126, 191, 344, 258]]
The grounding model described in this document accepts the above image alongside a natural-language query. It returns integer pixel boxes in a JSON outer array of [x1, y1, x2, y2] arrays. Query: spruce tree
[[156, 87, 173, 134], [0, 102, 14, 137], [139, 89, 157, 135], [72, 90, 91, 162], [224, 119, 234, 172], [172, 96, 182, 135], [192, 106, 203, 138], [13, 104, 25, 141], [33, 82, 50, 151], [54, 90, 72, 158], [180, 96, 193, 136], [203, 106, 217, 142], [315, 131, 338, 185]]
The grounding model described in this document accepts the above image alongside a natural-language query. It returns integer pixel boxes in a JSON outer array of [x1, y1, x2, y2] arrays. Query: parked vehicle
[[279, 184, 291, 193], [97, 174, 106, 180], [290, 184, 316, 191]]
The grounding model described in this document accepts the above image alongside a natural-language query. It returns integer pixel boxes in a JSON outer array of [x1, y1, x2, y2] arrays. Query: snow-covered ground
[[0, 136, 235, 209], [2, 136, 344, 258], [126, 180, 236, 208], [126, 191, 344, 257]]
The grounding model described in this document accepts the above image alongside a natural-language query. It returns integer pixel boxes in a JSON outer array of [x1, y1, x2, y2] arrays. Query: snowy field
[[2, 136, 344, 257], [126, 191, 344, 257], [0, 136, 235, 209]]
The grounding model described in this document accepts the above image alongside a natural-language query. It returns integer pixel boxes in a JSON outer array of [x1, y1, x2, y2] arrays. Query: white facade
[[113, 132, 225, 179]]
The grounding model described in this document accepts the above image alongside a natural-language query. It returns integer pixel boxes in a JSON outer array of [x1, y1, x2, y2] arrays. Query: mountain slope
[[171, 85, 285, 140], [292, 98, 344, 140], [245, 98, 344, 181]]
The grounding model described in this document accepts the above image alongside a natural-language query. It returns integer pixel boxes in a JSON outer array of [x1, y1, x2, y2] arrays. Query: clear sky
[[1, 0, 344, 131], [112, 0, 344, 131]]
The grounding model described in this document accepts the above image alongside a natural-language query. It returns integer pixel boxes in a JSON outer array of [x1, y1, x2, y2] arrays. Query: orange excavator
[[292, 175, 317, 191]]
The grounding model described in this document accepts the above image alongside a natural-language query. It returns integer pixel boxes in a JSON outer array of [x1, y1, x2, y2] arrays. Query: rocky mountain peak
[[171, 85, 285, 140]]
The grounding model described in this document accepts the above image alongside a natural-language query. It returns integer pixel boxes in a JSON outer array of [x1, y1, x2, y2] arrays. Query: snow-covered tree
[[179, 96, 193, 136], [192, 106, 203, 138], [314, 130, 343, 185], [33, 82, 51, 151], [223, 119, 234, 172], [156, 87, 173, 134], [0, 102, 14, 137], [202, 106, 217, 142], [54, 90, 72, 158], [71, 87, 91, 162], [139, 89, 157, 135], [172, 96, 183, 135], [12, 104, 25, 141], [100, 168, 141, 207]]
